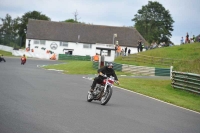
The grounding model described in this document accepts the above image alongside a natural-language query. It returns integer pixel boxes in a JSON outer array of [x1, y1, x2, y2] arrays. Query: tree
[[0, 14, 20, 37], [18, 11, 51, 47], [132, 1, 174, 44], [0, 14, 21, 47], [64, 19, 78, 23], [63, 10, 81, 23]]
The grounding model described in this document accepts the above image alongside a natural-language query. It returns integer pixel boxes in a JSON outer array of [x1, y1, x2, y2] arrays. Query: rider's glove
[[99, 72, 103, 76]]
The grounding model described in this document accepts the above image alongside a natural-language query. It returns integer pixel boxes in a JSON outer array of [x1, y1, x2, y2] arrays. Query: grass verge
[[0, 50, 12, 56], [118, 77, 200, 112]]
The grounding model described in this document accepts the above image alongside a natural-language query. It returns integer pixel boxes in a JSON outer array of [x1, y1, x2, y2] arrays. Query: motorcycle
[[21, 57, 26, 65], [87, 74, 118, 105], [0, 57, 6, 62]]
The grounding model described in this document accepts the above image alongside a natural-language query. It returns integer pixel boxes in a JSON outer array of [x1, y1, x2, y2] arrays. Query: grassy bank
[[115, 43, 200, 74], [0, 50, 12, 56]]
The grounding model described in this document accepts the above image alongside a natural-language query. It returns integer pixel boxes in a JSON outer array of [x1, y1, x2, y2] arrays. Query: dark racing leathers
[[0, 57, 6, 62], [91, 66, 118, 89]]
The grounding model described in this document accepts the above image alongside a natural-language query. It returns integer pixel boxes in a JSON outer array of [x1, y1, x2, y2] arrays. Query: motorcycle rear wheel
[[100, 86, 112, 105]]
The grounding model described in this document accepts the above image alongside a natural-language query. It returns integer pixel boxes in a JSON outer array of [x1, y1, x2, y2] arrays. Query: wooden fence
[[171, 71, 200, 94]]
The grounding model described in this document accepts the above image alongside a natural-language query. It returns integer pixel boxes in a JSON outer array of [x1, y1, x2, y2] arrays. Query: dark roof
[[27, 19, 146, 47], [96, 47, 115, 50]]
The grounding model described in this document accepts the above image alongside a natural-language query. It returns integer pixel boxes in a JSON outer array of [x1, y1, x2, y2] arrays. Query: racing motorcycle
[[0, 56, 6, 62], [87, 74, 118, 105], [21, 57, 26, 65]]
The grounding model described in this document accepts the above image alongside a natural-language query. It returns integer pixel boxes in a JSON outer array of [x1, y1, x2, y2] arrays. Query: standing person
[[116, 45, 121, 57], [139, 39, 143, 52], [193, 35, 196, 42], [185, 32, 189, 43], [124, 47, 127, 56], [93, 53, 99, 61], [128, 49, 131, 55], [137, 40, 140, 53], [89, 62, 119, 92], [115, 45, 118, 57], [180, 37, 184, 44], [121, 49, 124, 56], [198, 36, 200, 42]]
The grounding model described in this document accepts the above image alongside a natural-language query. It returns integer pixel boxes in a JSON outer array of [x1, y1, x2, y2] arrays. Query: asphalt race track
[[0, 57, 200, 133]]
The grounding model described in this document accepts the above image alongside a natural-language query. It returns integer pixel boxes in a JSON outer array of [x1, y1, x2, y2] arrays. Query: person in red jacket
[[21, 54, 26, 65]]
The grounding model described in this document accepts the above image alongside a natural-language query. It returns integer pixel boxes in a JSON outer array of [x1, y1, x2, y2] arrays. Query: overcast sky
[[0, 0, 200, 45]]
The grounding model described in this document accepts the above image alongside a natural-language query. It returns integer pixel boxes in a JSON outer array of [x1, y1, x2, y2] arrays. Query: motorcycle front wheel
[[87, 92, 93, 102], [100, 86, 112, 105]]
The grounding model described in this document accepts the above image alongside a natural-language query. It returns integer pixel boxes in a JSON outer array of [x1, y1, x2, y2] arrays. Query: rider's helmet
[[106, 62, 113, 68]]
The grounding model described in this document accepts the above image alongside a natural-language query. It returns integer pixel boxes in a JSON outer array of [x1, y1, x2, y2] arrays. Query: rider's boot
[[90, 88, 94, 93]]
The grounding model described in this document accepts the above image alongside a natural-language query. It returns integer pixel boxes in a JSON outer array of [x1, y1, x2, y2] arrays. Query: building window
[[34, 40, 40, 44], [83, 44, 92, 48], [33, 40, 46, 45], [60, 42, 68, 47], [40, 40, 46, 45]]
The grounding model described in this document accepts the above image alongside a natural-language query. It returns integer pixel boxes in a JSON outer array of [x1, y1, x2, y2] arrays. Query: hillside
[[115, 43, 200, 74]]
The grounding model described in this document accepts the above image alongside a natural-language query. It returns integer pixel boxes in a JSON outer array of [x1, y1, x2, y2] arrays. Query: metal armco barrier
[[93, 61, 170, 76], [171, 71, 200, 94]]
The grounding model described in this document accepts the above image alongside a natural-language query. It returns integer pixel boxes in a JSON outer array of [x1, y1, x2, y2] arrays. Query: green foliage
[[132, 1, 174, 44], [64, 19, 79, 23], [18, 11, 51, 47], [0, 14, 20, 37]]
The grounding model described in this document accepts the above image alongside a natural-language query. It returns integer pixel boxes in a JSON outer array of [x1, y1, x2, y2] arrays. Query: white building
[[26, 19, 146, 61]]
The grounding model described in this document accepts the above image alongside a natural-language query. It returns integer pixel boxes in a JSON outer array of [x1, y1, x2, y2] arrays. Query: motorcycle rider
[[0, 54, 6, 62], [21, 54, 26, 64], [90, 62, 119, 92]]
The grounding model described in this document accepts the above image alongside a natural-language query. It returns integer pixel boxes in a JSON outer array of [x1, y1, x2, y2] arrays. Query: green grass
[[43, 60, 131, 75], [139, 43, 200, 60], [118, 77, 200, 112], [43, 60, 200, 112], [115, 43, 200, 73], [0, 50, 12, 56]]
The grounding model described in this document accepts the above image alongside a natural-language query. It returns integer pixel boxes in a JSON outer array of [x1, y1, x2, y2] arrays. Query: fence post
[[170, 66, 173, 80]]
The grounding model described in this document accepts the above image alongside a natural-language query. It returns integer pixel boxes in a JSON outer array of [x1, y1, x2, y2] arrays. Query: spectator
[[185, 32, 189, 43], [152, 42, 157, 49], [124, 47, 127, 56], [93, 53, 99, 61], [137, 40, 140, 53], [121, 49, 125, 56], [115, 45, 118, 57], [198, 36, 200, 42], [128, 49, 131, 55], [193, 35, 196, 42], [180, 37, 184, 44], [116, 45, 121, 57], [139, 39, 143, 52], [190, 38, 194, 43]]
